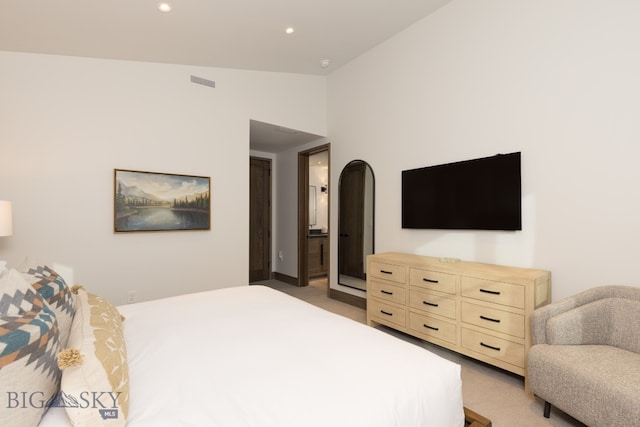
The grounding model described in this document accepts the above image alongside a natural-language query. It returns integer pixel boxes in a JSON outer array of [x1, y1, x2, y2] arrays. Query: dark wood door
[[339, 162, 366, 279], [249, 157, 271, 282]]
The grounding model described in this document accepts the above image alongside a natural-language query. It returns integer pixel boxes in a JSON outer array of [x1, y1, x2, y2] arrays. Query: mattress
[[40, 285, 464, 426]]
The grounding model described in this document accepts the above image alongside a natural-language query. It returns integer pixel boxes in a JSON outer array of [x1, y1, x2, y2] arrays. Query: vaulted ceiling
[[0, 0, 451, 75], [1, 0, 452, 152]]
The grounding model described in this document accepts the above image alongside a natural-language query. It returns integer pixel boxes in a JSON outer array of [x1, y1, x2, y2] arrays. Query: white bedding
[[40, 285, 464, 426]]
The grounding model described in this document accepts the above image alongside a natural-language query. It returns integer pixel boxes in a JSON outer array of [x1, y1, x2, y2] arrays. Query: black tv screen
[[402, 152, 522, 231]]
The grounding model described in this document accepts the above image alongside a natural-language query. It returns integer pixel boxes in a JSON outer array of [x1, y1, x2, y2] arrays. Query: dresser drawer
[[461, 328, 524, 368], [409, 312, 456, 345], [409, 289, 456, 320], [368, 298, 406, 327], [461, 276, 525, 309], [460, 302, 524, 338], [410, 268, 456, 294], [369, 280, 406, 305], [369, 262, 406, 284]]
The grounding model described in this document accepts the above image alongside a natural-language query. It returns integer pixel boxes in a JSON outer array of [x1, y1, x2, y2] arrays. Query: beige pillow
[[0, 269, 62, 426], [60, 288, 129, 426]]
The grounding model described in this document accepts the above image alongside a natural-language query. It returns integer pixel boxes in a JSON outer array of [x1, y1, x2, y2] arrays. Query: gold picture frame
[[114, 169, 210, 232]]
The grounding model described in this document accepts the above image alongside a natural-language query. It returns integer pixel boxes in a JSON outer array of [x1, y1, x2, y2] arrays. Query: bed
[[1, 264, 465, 427]]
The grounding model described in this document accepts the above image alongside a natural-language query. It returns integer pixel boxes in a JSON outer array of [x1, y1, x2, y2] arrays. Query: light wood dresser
[[366, 252, 551, 388]]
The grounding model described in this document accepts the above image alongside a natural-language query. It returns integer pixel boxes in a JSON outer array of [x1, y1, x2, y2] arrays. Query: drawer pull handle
[[380, 270, 393, 275], [381, 290, 393, 295], [423, 324, 439, 331], [423, 278, 439, 284], [480, 315, 501, 323], [380, 310, 393, 316], [479, 289, 501, 295], [423, 301, 439, 307], [480, 342, 501, 352]]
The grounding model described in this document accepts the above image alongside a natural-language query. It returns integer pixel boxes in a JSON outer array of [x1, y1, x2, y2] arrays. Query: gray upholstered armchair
[[528, 285, 640, 427]]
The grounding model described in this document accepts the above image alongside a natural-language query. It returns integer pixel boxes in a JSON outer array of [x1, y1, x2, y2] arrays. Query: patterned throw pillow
[[20, 262, 76, 347], [60, 288, 129, 426], [0, 269, 62, 426]]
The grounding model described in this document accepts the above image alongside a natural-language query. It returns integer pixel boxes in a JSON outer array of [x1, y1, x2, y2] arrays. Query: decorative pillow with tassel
[[58, 287, 129, 426]]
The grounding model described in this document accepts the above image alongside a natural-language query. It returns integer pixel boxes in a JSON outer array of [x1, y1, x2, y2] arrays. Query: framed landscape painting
[[114, 169, 211, 232]]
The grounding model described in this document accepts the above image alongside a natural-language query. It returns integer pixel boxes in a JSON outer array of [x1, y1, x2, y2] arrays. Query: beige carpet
[[252, 279, 586, 427]]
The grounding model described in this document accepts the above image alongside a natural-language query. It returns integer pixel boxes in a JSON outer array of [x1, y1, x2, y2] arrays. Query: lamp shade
[[0, 201, 13, 237]]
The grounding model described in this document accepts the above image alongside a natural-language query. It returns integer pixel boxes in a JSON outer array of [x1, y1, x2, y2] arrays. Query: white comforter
[[40, 285, 464, 426]]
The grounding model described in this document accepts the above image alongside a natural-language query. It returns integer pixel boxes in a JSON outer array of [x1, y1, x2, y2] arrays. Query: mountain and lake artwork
[[114, 169, 210, 232]]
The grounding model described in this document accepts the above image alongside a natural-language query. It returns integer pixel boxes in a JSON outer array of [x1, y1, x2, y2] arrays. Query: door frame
[[297, 143, 330, 289]]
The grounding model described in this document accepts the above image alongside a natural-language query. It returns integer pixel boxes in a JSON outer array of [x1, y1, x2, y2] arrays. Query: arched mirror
[[338, 160, 374, 291]]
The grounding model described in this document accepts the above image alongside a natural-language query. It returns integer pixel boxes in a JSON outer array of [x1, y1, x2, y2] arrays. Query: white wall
[[328, 0, 640, 301], [5, 1, 639, 304], [0, 51, 326, 305]]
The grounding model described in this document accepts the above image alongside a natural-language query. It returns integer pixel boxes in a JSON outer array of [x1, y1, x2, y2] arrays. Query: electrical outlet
[[127, 290, 136, 304]]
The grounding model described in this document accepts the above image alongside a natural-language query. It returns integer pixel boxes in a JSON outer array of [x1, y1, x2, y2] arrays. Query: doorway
[[249, 157, 272, 282], [297, 144, 330, 289]]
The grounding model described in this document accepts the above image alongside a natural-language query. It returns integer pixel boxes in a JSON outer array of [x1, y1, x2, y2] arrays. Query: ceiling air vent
[[190, 75, 215, 89]]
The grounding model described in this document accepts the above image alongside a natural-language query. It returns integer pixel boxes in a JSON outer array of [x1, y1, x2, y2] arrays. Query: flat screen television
[[401, 152, 522, 231]]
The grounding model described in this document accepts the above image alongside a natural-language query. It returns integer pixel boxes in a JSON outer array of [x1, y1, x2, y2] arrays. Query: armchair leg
[[543, 401, 551, 418]]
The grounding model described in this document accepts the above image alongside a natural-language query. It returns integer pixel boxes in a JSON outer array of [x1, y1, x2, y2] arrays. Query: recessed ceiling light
[[320, 59, 331, 68], [285, 27, 295, 35], [158, 3, 172, 12]]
